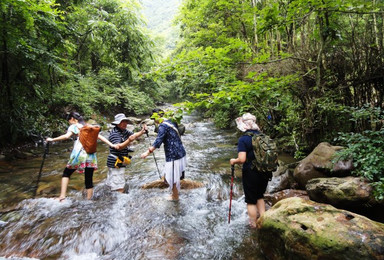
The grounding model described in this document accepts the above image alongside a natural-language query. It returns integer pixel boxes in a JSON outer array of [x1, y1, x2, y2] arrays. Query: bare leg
[[58, 177, 69, 201], [256, 199, 266, 217], [247, 204, 258, 228], [86, 188, 93, 200], [171, 184, 179, 201]]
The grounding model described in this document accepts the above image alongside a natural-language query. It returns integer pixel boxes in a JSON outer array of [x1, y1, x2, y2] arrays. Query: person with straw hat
[[230, 113, 269, 228]]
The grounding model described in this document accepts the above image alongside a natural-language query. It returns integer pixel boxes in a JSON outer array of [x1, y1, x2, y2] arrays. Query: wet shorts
[[107, 167, 126, 191], [242, 169, 269, 204]]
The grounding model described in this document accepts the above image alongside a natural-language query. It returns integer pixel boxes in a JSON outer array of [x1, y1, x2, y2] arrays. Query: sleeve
[[237, 136, 247, 153], [67, 124, 79, 135], [153, 124, 166, 148]]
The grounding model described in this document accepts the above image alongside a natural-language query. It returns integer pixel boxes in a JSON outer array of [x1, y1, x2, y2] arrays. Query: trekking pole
[[145, 130, 161, 179], [228, 164, 235, 224], [34, 141, 49, 198]]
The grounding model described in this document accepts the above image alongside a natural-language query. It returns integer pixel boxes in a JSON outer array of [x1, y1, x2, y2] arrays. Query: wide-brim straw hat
[[112, 113, 132, 125], [235, 113, 260, 132]]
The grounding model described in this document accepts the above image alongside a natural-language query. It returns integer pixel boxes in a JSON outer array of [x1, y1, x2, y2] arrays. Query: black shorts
[[242, 169, 270, 204]]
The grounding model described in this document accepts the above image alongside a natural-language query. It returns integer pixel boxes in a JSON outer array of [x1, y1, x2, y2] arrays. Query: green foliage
[[335, 129, 384, 201], [115, 84, 154, 115], [151, 108, 184, 125], [169, 0, 384, 158], [334, 106, 384, 201], [0, 0, 65, 144], [179, 73, 299, 135], [0, 0, 158, 145], [165, 108, 184, 125]]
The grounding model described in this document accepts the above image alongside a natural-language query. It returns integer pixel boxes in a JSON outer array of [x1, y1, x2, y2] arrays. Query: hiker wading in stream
[[141, 109, 187, 201], [230, 113, 270, 228], [107, 113, 147, 193], [46, 112, 116, 201]]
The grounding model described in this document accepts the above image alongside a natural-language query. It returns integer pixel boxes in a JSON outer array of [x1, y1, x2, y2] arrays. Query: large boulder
[[294, 142, 353, 188], [264, 189, 309, 207], [257, 197, 384, 260], [267, 164, 299, 193], [306, 177, 384, 223], [306, 177, 374, 207]]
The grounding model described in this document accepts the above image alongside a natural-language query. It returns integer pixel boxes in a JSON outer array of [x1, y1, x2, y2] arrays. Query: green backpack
[[245, 132, 278, 173]]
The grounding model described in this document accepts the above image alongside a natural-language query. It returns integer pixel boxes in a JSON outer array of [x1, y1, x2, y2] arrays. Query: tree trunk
[[251, 0, 258, 52], [372, 0, 380, 51], [1, 11, 12, 109]]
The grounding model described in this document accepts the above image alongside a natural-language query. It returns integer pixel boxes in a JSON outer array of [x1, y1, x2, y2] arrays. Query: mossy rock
[[257, 197, 384, 259]]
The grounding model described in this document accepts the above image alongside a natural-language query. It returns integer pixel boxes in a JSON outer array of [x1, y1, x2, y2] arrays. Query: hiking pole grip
[[228, 164, 235, 224]]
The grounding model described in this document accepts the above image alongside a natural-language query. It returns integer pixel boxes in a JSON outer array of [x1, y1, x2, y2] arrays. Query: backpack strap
[[243, 132, 253, 137], [243, 132, 255, 164], [163, 121, 180, 137], [243, 132, 261, 137]]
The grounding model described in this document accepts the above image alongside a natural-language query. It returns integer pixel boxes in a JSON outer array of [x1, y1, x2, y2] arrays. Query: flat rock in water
[[141, 179, 204, 189]]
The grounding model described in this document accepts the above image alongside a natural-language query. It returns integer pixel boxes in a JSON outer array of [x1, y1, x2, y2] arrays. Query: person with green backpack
[[230, 113, 278, 228]]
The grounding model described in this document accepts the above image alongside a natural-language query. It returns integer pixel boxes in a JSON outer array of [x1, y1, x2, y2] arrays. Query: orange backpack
[[79, 125, 101, 154]]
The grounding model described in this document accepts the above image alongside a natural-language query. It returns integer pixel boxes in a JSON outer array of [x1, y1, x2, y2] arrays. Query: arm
[[98, 134, 117, 149], [117, 124, 147, 149], [230, 152, 246, 165], [46, 131, 73, 142], [141, 145, 155, 159], [141, 124, 166, 159]]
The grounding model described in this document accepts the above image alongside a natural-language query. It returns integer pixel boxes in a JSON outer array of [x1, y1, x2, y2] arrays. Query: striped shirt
[[107, 126, 133, 168]]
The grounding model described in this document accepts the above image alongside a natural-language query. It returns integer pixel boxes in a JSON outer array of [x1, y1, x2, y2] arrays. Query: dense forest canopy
[[167, 0, 384, 146], [1, 0, 384, 198], [162, 0, 384, 199], [0, 0, 166, 144]]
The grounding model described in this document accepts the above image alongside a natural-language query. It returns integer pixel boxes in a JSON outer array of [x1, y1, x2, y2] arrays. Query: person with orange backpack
[[46, 112, 116, 201], [230, 113, 277, 228]]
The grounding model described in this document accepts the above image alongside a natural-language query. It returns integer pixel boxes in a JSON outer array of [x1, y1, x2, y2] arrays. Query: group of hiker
[[46, 110, 273, 228], [45, 109, 186, 202]]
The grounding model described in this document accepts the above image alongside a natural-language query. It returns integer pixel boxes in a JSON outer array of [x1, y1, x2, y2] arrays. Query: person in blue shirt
[[230, 113, 269, 228], [141, 109, 187, 201]]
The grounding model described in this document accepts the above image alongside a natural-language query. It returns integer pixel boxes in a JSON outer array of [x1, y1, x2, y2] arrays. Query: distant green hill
[[140, 0, 181, 56]]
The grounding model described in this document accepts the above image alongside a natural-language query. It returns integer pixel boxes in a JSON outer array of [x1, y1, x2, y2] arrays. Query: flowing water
[[0, 113, 267, 260]]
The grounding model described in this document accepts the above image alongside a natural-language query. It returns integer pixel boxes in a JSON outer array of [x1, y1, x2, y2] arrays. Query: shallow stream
[[0, 113, 268, 259]]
